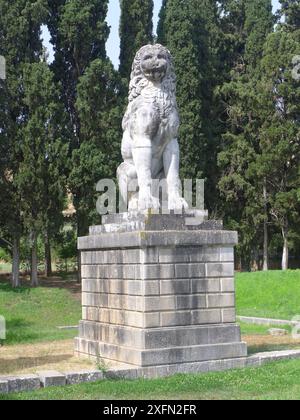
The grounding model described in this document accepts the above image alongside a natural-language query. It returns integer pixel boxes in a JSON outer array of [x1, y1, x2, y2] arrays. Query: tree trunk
[[31, 232, 39, 287], [263, 180, 269, 271], [251, 249, 259, 272], [11, 236, 20, 288], [44, 233, 52, 278], [281, 225, 289, 271]]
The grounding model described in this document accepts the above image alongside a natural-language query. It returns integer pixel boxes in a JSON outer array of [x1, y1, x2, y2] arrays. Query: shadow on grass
[[0, 354, 73, 375], [0, 283, 31, 295], [248, 343, 300, 355]]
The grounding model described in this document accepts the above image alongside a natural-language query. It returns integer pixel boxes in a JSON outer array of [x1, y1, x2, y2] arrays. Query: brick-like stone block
[[206, 263, 234, 278], [82, 306, 161, 328], [207, 293, 235, 309], [138, 264, 175, 280], [65, 371, 103, 385], [220, 247, 234, 262], [192, 309, 222, 325], [189, 247, 220, 263], [222, 308, 237, 323], [221, 278, 235, 293], [175, 263, 206, 279], [0, 380, 8, 394], [82, 279, 160, 296], [191, 278, 220, 293], [160, 311, 192, 327], [160, 279, 190, 295], [76, 218, 245, 369], [38, 371, 66, 388], [4, 375, 40, 393], [176, 294, 206, 310]]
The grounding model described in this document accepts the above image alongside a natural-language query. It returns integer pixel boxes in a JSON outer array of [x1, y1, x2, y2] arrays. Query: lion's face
[[140, 46, 169, 83]]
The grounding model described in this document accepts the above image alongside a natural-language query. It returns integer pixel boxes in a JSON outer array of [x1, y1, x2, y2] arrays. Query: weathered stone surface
[[160, 309, 223, 327], [82, 278, 160, 296], [221, 278, 235, 293], [206, 263, 234, 278], [90, 218, 222, 234], [222, 308, 237, 323], [75, 337, 247, 367], [268, 328, 288, 337], [78, 322, 242, 350], [38, 371, 66, 388], [160, 279, 190, 295], [76, 212, 244, 371], [78, 230, 238, 251], [82, 306, 160, 328], [0, 380, 8, 394], [175, 263, 206, 279], [4, 375, 40, 393], [101, 211, 210, 228], [65, 370, 103, 385], [191, 278, 220, 293], [207, 293, 235, 309]]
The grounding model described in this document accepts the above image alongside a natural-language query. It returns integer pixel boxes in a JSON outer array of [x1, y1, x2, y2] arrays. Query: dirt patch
[[0, 340, 94, 375], [0, 273, 81, 301], [243, 334, 300, 354]]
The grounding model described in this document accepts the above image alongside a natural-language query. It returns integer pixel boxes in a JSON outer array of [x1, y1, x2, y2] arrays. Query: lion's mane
[[122, 44, 178, 131]]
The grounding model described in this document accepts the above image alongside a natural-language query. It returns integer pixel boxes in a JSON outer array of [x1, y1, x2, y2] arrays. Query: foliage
[[119, 0, 154, 79]]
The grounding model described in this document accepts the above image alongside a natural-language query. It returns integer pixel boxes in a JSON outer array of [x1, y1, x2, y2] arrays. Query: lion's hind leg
[[117, 161, 139, 211]]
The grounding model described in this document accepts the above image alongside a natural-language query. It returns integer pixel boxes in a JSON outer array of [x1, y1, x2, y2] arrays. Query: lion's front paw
[[168, 195, 189, 212], [138, 192, 160, 211]]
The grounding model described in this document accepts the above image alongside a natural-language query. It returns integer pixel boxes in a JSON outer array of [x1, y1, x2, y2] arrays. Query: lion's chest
[[140, 86, 179, 145]]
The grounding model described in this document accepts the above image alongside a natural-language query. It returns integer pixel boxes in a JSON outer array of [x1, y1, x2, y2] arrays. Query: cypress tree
[[0, 0, 48, 286], [280, 0, 300, 29], [16, 62, 68, 286], [255, 6, 300, 270], [119, 0, 154, 80], [157, 0, 168, 45], [47, 0, 110, 237], [218, 0, 274, 269], [158, 0, 220, 209]]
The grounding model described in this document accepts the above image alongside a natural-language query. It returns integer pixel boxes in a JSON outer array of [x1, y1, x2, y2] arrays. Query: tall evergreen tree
[[16, 62, 68, 286], [280, 0, 300, 29], [119, 0, 154, 80], [69, 59, 123, 234], [157, 0, 220, 209], [255, 7, 300, 270], [157, 0, 168, 45], [47, 0, 111, 237], [47, 1, 123, 280], [218, 0, 274, 269], [0, 0, 48, 286]]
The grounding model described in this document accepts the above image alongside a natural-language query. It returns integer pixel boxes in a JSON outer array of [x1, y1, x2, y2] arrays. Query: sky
[[42, 0, 281, 68]]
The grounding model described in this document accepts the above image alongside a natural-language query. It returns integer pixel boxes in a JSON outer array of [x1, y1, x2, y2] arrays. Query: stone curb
[[237, 316, 298, 327], [1, 349, 300, 395]]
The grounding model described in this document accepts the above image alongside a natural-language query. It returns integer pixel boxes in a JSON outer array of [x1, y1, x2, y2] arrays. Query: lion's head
[[128, 44, 177, 103]]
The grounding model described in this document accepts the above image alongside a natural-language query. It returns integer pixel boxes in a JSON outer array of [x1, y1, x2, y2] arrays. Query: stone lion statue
[[117, 44, 188, 212]]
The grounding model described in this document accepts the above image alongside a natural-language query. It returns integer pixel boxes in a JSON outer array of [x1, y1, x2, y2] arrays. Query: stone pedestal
[[75, 212, 247, 368]]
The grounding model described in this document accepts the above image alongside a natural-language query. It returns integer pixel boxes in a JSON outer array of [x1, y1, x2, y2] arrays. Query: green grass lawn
[[0, 283, 81, 345], [1, 359, 300, 400], [239, 322, 291, 336], [236, 270, 300, 320]]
